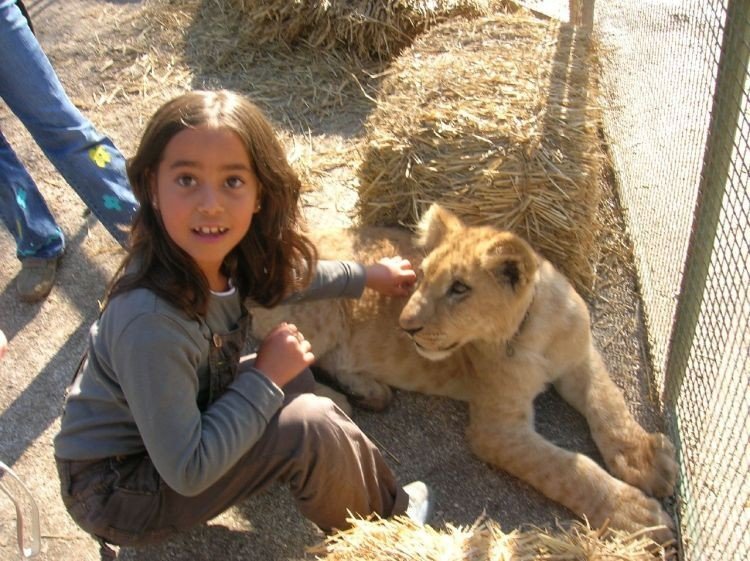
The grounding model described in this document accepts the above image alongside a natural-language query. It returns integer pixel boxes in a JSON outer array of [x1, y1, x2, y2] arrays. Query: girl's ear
[[253, 184, 264, 214], [149, 172, 160, 210]]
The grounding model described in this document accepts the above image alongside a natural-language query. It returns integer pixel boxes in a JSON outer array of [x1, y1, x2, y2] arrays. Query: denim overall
[[56, 312, 253, 559], [205, 312, 253, 406]]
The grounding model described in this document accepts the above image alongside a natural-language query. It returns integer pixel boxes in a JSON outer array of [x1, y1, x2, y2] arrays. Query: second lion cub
[[251, 204, 677, 540]]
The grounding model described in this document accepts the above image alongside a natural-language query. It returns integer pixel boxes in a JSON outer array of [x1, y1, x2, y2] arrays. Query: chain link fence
[[589, 1, 749, 560]]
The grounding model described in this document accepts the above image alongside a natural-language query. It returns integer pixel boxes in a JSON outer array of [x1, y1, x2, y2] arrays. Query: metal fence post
[[664, 1, 750, 407]]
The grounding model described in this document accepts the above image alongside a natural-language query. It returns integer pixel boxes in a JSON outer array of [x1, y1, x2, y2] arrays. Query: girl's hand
[[254, 323, 314, 387], [365, 256, 417, 297]]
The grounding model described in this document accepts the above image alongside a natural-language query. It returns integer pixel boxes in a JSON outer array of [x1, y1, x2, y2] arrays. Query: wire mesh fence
[[592, 1, 749, 560]]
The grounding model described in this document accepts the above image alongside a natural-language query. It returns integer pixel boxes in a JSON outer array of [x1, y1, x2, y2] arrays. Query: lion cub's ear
[[483, 232, 538, 291], [416, 204, 464, 252]]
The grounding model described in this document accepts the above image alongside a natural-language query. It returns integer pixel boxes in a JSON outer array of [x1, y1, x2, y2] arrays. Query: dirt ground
[[0, 1, 670, 560]]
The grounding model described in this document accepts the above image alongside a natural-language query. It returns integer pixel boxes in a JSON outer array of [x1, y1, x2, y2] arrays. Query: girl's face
[[152, 126, 260, 291]]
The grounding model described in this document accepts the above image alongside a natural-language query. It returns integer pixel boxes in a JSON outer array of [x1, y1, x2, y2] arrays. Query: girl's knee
[[282, 393, 341, 431], [279, 393, 359, 451]]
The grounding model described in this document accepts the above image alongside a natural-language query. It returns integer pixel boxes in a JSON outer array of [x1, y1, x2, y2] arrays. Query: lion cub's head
[[399, 204, 539, 360]]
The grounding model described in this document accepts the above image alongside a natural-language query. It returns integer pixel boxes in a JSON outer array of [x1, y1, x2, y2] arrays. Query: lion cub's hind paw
[[644, 433, 678, 497], [610, 484, 675, 546], [612, 432, 677, 498]]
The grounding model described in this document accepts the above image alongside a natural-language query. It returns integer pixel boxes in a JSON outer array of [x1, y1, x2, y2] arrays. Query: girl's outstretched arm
[[280, 258, 416, 304], [364, 256, 416, 297]]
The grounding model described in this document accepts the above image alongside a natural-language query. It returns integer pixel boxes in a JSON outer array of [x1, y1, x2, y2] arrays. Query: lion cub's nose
[[402, 326, 423, 337]]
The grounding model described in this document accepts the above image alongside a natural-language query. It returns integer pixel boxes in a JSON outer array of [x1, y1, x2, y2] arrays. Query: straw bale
[[226, 0, 506, 60], [356, 12, 604, 293], [312, 515, 675, 561]]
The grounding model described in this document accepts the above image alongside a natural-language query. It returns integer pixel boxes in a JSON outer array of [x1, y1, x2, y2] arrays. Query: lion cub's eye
[[448, 280, 470, 297]]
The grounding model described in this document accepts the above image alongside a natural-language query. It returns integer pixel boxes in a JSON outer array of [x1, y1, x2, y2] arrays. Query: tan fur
[[251, 204, 677, 541]]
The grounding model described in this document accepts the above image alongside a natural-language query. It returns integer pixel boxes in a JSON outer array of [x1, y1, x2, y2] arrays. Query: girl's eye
[[225, 176, 245, 189], [176, 174, 196, 188]]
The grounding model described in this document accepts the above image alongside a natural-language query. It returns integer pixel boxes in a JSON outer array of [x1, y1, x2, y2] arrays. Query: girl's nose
[[197, 185, 223, 214]]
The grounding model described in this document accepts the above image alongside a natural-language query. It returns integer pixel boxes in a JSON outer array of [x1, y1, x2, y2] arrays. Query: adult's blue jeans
[[0, 0, 138, 260]]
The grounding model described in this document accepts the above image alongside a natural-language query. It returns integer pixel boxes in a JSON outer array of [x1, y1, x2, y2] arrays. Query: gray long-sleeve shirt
[[54, 260, 366, 496]]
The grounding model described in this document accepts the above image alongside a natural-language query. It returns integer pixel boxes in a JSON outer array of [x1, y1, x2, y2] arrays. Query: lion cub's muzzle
[[399, 305, 459, 361], [398, 305, 427, 346]]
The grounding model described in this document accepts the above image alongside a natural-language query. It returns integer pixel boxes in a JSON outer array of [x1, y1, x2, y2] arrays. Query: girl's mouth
[[192, 226, 228, 236]]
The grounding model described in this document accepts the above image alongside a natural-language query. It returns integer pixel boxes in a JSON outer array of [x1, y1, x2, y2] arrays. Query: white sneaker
[[403, 480, 434, 525]]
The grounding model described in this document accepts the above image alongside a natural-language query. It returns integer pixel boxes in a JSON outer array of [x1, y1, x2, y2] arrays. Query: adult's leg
[[0, 0, 137, 247], [0, 130, 64, 259]]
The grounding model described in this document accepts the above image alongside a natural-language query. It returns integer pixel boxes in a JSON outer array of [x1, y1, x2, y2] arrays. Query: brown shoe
[[17, 256, 61, 303]]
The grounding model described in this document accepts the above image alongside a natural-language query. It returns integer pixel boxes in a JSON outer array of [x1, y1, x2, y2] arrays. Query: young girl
[[53, 90, 431, 555]]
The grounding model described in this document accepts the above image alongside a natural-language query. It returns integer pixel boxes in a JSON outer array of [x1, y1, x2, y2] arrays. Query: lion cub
[[251, 204, 677, 541]]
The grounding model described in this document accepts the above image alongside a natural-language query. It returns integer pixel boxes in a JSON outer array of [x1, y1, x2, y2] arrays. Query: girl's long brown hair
[[103, 90, 317, 318]]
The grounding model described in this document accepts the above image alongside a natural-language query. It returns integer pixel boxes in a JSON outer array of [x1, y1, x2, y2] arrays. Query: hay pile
[[356, 11, 604, 292], [313, 516, 675, 560], [130, 0, 391, 194], [226, 0, 504, 60]]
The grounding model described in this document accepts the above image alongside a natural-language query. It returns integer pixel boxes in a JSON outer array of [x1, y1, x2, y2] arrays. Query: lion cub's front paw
[[351, 381, 393, 412], [332, 372, 394, 412], [610, 432, 677, 498], [606, 482, 675, 545]]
